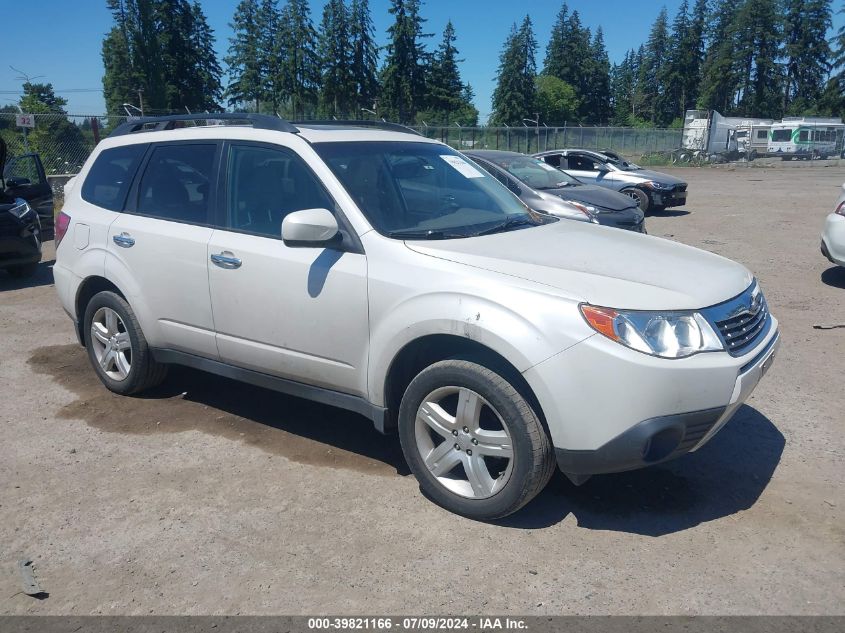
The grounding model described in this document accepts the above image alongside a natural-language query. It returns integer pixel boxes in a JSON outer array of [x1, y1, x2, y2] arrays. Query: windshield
[[771, 129, 793, 142], [314, 141, 548, 238], [490, 156, 580, 189]]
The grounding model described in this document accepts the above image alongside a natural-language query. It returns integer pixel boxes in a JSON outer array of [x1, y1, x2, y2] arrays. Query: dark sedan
[[464, 150, 646, 233]]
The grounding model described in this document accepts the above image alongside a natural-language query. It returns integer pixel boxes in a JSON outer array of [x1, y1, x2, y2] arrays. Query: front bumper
[[524, 318, 779, 480], [651, 187, 688, 208], [0, 210, 41, 268], [821, 213, 845, 267]]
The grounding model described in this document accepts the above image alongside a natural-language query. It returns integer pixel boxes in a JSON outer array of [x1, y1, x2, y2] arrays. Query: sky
[[1, 0, 843, 119]]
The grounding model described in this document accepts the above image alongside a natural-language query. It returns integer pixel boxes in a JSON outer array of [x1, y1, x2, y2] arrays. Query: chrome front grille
[[703, 281, 772, 357]]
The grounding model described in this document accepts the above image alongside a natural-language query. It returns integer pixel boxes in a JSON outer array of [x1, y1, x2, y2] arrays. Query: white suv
[[53, 115, 779, 519]]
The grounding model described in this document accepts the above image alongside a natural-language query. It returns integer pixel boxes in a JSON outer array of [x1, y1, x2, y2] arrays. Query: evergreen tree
[[380, 0, 431, 122], [318, 0, 355, 117], [543, 3, 570, 80], [698, 0, 741, 113], [224, 0, 266, 109], [188, 2, 223, 110], [638, 6, 670, 124], [277, 0, 321, 118], [683, 0, 708, 111], [733, 0, 783, 117], [661, 0, 691, 123], [783, 0, 832, 113], [257, 0, 284, 112], [610, 50, 635, 124], [103, 0, 221, 114], [584, 27, 611, 123], [102, 25, 136, 115], [349, 0, 379, 112], [820, 3, 845, 116], [419, 21, 477, 124], [491, 16, 537, 125], [155, 1, 222, 112]]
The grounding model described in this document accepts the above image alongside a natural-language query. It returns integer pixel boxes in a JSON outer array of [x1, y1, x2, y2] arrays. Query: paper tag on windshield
[[440, 155, 485, 178]]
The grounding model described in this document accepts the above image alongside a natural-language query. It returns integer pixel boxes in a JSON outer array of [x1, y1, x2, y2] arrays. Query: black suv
[[0, 138, 53, 278]]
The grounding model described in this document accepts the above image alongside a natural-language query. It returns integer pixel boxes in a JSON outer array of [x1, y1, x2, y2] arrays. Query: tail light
[[55, 211, 71, 248], [835, 201, 845, 217]]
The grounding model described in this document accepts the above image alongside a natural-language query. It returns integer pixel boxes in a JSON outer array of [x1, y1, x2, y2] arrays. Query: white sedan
[[822, 183, 845, 268]]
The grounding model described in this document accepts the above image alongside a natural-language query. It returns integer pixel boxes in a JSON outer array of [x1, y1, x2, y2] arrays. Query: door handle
[[112, 232, 135, 248], [210, 251, 242, 269]]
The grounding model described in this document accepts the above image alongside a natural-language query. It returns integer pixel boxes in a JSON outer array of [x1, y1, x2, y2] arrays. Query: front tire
[[398, 360, 555, 520], [621, 187, 651, 213], [83, 291, 167, 395]]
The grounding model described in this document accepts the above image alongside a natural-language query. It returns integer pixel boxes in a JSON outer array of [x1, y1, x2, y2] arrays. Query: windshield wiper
[[387, 228, 466, 240], [472, 215, 536, 236]]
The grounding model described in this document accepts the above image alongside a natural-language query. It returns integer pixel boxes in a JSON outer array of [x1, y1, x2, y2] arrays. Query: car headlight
[[642, 180, 669, 190], [568, 201, 599, 223], [8, 200, 33, 220], [580, 304, 724, 358]]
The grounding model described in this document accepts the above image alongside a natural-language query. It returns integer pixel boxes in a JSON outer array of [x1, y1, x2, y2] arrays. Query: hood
[[618, 168, 686, 186], [405, 221, 752, 310], [545, 183, 637, 212]]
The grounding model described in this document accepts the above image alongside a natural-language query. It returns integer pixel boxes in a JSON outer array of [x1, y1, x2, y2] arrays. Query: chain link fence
[[410, 125, 684, 158], [0, 113, 129, 176], [1, 113, 686, 176]]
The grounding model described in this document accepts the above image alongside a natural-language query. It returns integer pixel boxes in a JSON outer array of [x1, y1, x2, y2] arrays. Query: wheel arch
[[74, 276, 127, 346], [382, 334, 548, 434]]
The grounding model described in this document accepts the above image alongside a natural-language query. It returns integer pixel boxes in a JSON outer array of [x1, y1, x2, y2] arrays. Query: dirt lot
[[1, 165, 843, 616]]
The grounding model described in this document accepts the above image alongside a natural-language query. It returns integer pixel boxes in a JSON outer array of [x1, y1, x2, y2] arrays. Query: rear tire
[[83, 291, 168, 395], [621, 187, 651, 213], [398, 359, 555, 520]]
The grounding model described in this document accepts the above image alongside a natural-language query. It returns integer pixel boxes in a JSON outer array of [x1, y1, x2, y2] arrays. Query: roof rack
[[108, 113, 299, 137], [293, 119, 422, 136]]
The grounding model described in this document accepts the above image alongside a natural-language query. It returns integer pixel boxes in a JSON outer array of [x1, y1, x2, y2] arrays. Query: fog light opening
[[642, 427, 684, 463]]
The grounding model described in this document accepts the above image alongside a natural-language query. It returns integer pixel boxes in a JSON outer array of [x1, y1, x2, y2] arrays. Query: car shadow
[[647, 209, 690, 217], [497, 405, 783, 535], [0, 259, 55, 291], [820, 266, 845, 289], [140, 365, 411, 476], [124, 365, 782, 532]]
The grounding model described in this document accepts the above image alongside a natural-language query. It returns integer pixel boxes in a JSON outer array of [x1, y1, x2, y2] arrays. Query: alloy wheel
[[414, 386, 514, 499], [90, 307, 132, 381]]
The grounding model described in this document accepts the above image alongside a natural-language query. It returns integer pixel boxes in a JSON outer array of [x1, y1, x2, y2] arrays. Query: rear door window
[[136, 144, 216, 224], [81, 144, 148, 211]]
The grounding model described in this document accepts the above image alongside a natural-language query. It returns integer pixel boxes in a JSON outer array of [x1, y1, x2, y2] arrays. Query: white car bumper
[[821, 212, 845, 267], [523, 316, 779, 480]]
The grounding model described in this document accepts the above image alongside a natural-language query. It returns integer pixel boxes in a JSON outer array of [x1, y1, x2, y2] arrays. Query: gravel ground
[[1, 165, 843, 616]]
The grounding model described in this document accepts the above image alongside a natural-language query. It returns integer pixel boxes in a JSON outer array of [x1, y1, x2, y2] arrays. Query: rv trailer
[[768, 117, 845, 160]]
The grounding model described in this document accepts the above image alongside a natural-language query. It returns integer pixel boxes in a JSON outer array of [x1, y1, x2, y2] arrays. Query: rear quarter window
[[81, 144, 148, 211]]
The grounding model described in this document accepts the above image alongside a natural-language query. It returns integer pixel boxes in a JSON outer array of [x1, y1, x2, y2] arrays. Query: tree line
[[101, 0, 477, 124], [496, 0, 845, 127], [100, 0, 845, 126]]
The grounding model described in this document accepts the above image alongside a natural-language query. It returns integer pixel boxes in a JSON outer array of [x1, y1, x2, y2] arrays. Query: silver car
[[821, 183, 845, 268], [534, 148, 688, 213]]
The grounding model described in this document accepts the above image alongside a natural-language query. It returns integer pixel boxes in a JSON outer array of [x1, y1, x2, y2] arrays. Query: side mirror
[[596, 164, 611, 173], [282, 208, 340, 248]]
